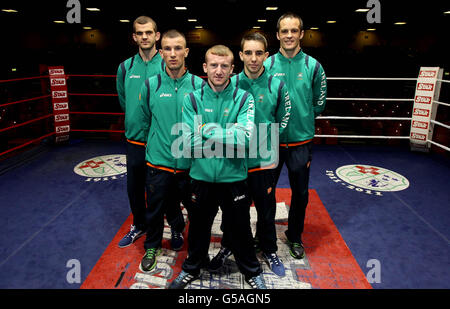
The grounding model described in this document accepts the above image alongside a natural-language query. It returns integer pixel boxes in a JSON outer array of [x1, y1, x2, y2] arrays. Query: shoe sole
[[118, 232, 145, 248]]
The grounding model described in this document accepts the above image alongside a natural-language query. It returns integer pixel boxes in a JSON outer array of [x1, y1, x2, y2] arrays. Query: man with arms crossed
[[209, 33, 291, 277], [169, 45, 266, 289], [265, 12, 327, 259], [138, 30, 205, 272]]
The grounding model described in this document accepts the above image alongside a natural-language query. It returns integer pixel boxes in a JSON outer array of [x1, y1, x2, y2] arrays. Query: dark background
[[1, 0, 449, 77], [1, 0, 449, 155]]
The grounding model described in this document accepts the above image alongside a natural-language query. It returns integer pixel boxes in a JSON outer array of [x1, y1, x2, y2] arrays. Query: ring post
[[409, 67, 443, 152], [48, 66, 70, 143]]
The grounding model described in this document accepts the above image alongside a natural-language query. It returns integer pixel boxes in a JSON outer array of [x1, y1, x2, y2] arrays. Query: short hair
[[240, 32, 268, 51], [133, 16, 157, 32], [161, 29, 187, 46], [205, 45, 234, 64], [277, 12, 304, 31]]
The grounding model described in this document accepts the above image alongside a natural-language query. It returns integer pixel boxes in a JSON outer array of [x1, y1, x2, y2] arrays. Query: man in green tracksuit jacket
[[209, 33, 291, 278], [264, 12, 327, 259], [138, 30, 205, 273], [169, 45, 266, 289], [116, 16, 168, 248]]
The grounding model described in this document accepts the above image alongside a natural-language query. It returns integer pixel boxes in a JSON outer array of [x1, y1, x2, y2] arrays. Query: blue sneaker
[[170, 228, 184, 251], [263, 252, 286, 277], [168, 270, 199, 289], [245, 273, 267, 289], [118, 225, 144, 248]]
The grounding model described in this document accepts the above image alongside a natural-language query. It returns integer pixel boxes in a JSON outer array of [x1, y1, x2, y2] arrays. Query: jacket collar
[[201, 79, 233, 99], [239, 67, 268, 84], [161, 67, 190, 83], [277, 48, 305, 62]]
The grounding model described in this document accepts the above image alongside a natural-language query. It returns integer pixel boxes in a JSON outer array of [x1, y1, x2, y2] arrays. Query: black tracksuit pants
[[182, 179, 261, 280], [221, 169, 278, 254], [143, 166, 187, 250], [273, 141, 313, 244], [126, 141, 147, 230]]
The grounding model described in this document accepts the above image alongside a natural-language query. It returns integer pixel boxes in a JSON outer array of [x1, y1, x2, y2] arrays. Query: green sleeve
[[312, 63, 327, 117], [139, 80, 152, 141], [203, 93, 255, 152], [276, 83, 291, 137], [182, 94, 203, 157], [116, 64, 126, 112]]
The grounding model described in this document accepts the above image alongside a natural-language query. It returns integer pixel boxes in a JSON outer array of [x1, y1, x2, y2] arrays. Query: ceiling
[[1, 0, 449, 37]]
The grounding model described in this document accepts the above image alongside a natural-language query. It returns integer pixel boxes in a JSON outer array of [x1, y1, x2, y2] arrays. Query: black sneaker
[[168, 270, 199, 289], [245, 273, 267, 289], [286, 239, 305, 259], [207, 247, 232, 273], [140, 248, 162, 272], [170, 229, 184, 251]]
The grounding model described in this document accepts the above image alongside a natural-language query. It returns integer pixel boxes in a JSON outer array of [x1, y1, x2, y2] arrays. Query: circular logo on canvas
[[74, 154, 126, 182], [326, 164, 409, 196], [336, 164, 409, 192]]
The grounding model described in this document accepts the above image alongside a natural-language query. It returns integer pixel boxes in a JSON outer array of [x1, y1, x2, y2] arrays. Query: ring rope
[[430, 119, 450, 130], [433, 100, 450, 107], [0, 132, 55, 157], [427, 140, 450, 152], [71, 129, 124, 133], [315, 135, 409, 139], [327, 97, 414, 102], [68, 93, 118, 97], [317, 116, 411, 121], [327, 77, 418, 81], [0, 114, 54, 133], [0, 75, 49, 84], [0, 95, 52, 108], [66, 74, 116, 78], [69, 112, 124, 116]]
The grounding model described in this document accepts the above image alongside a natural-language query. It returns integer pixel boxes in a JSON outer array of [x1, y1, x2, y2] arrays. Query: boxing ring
[[0, 66, 449, 290]]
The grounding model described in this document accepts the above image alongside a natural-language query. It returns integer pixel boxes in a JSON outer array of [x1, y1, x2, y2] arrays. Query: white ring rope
[[427, 140, 450, 152], [316, 76, 449, 152], [317, 116, 411, 121], [327, 97, 414, 102], [327, 77, 418, 81], [433, 100, 450, 107], [430, 119, 450, 130], [315, 135, 409, 139]]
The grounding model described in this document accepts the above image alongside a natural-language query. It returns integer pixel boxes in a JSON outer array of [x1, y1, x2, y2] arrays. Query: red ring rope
[[0, 114, 54, 133], [0, 132, 55, 157]]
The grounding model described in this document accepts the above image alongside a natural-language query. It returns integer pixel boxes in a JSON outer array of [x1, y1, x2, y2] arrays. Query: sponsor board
[[410, 67, 442, 150], [49, 66, 70, 143]]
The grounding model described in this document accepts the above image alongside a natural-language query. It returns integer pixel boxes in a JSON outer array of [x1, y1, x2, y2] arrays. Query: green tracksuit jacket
[[116, 52, 165, 143], [264, 49, 327, 145], [139, 69, 205, 171], [231, 69, 291, 169], [182, 81, 255, 183]]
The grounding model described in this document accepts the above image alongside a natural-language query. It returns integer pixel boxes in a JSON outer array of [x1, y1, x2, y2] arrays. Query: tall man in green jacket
[[116, 16, 168, 248], [169, 45, 266, 289], [265, 12, 327, 259], [209, 33, 291, 277], [138, 30, 205, 272]]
